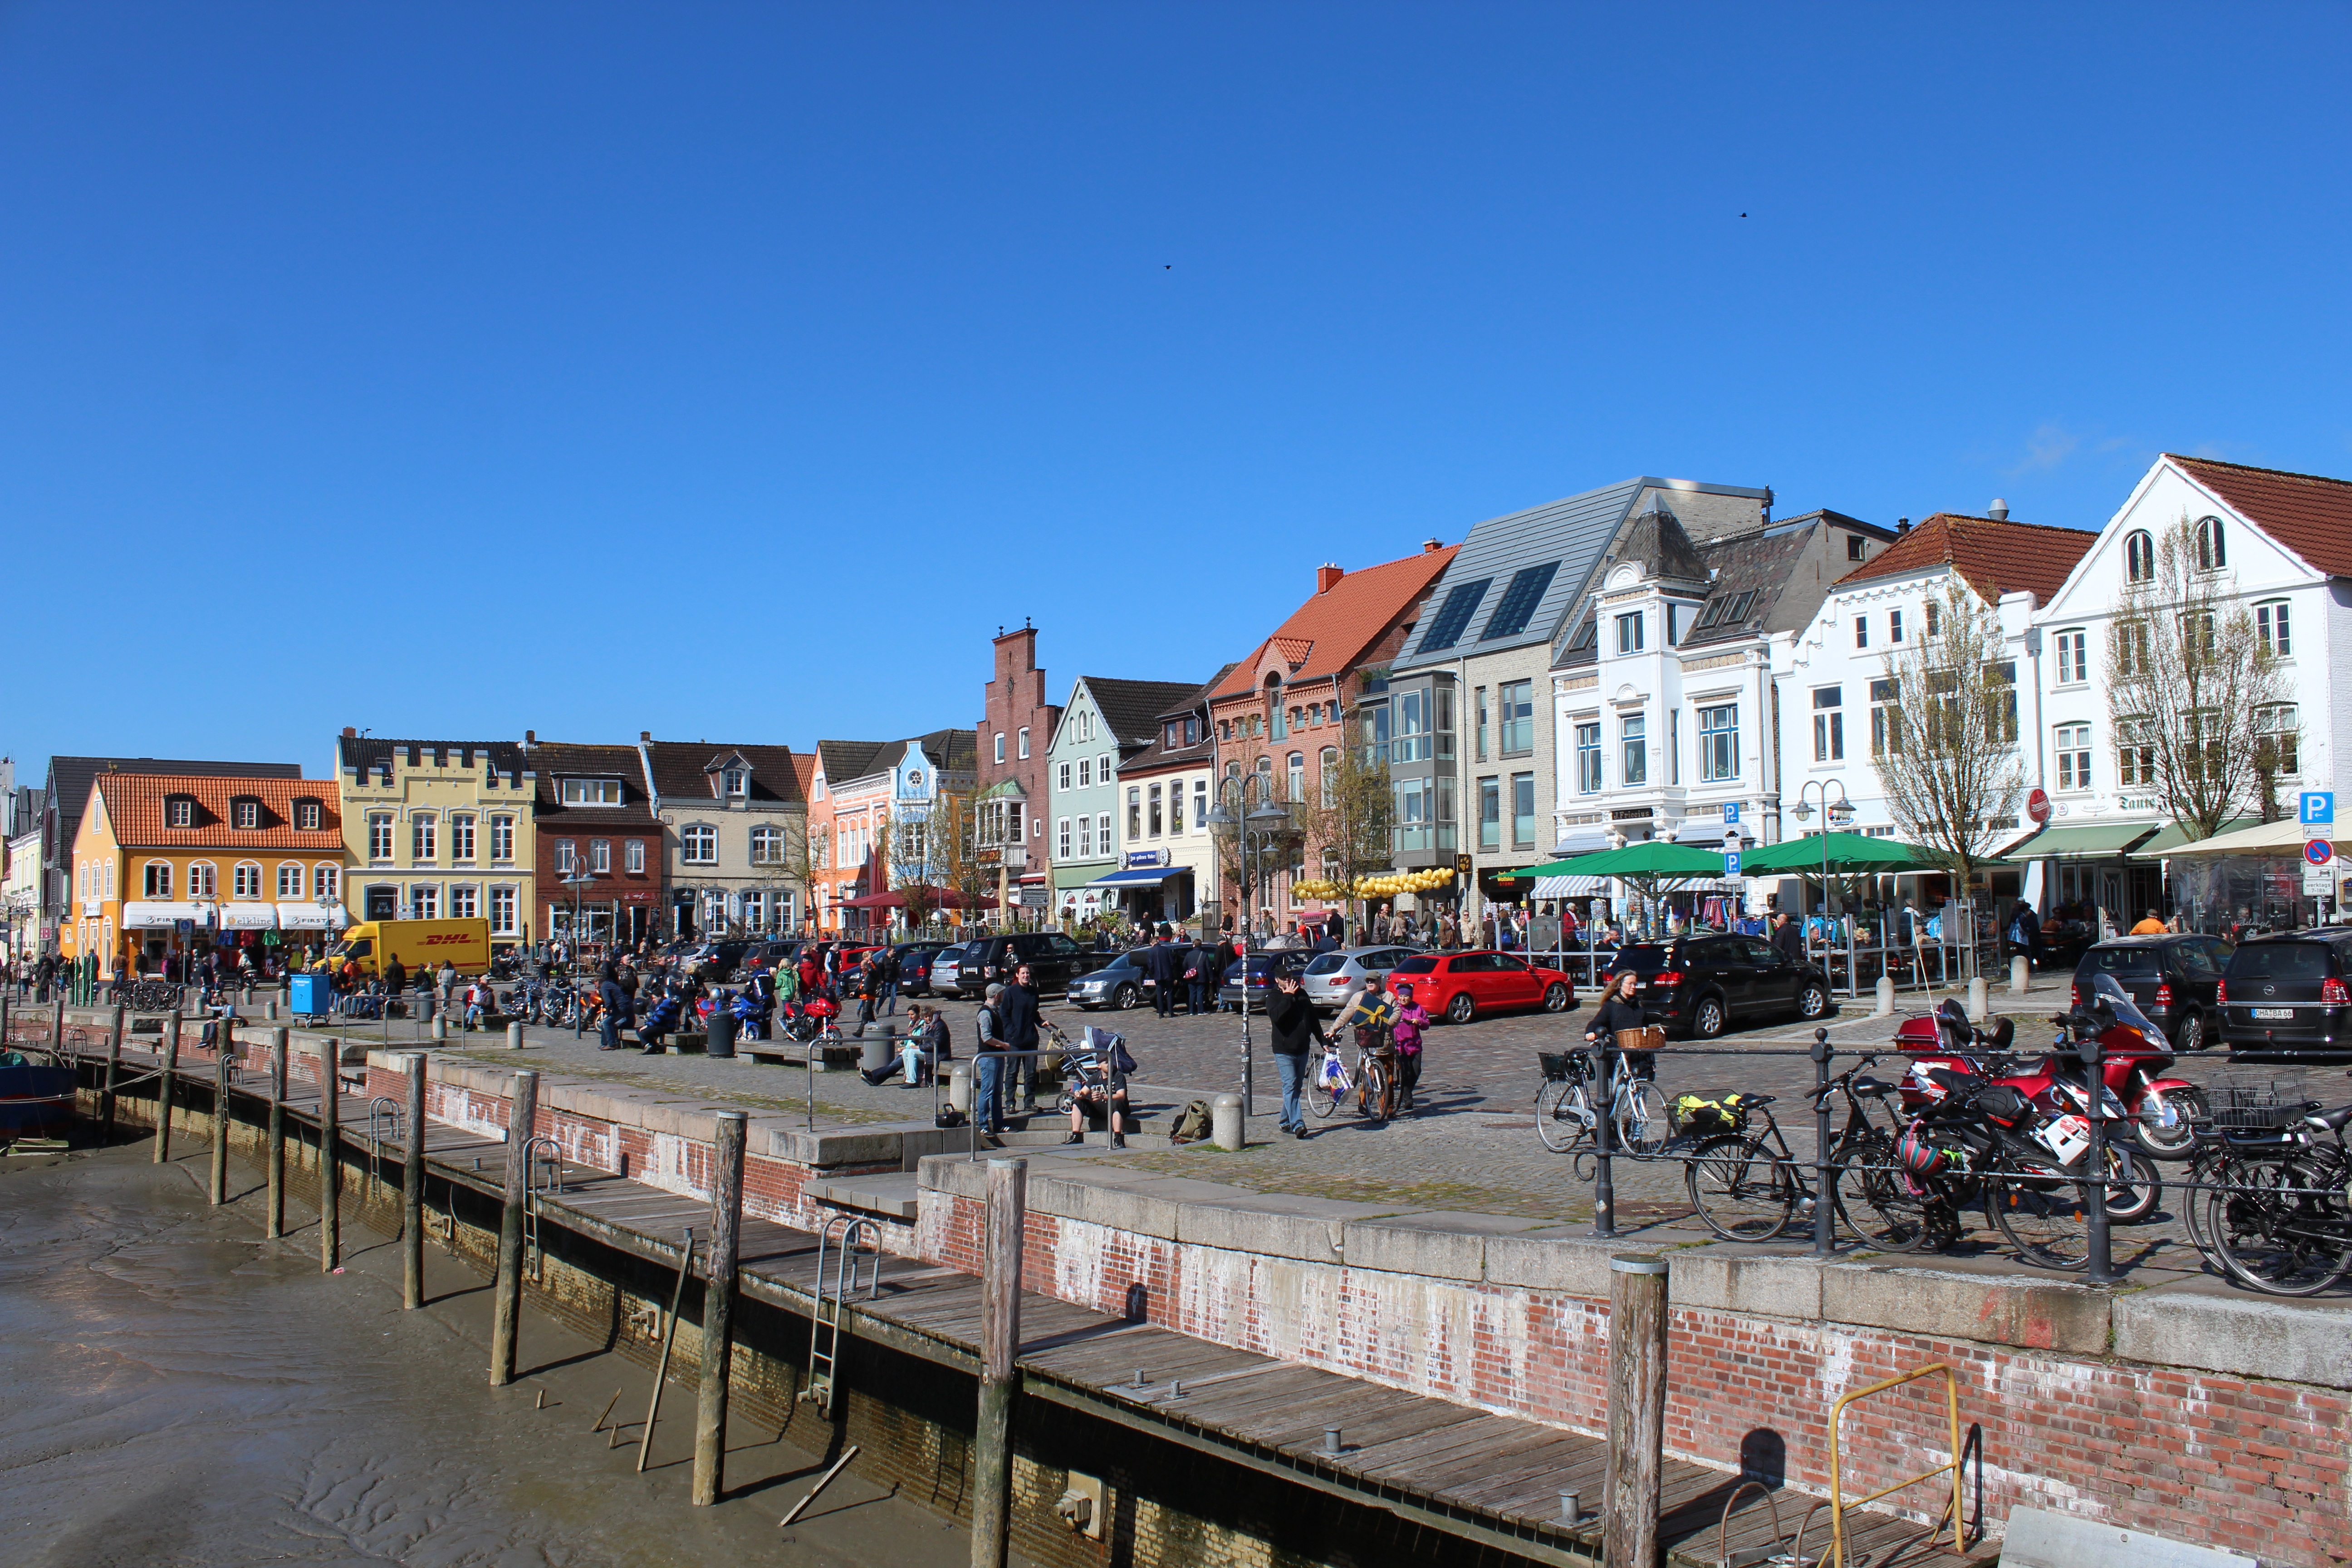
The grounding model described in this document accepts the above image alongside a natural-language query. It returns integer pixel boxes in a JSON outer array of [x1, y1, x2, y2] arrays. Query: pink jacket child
[[1391, 993, 1430, 1056]]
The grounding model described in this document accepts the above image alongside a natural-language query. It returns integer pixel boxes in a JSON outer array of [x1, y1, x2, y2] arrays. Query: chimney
[[640, 730, 652, 743], [1988, 498, 2009, 521], [1896, 518, 1911, 534], [341, 726, 356, 738], [1422, 538, 1444, 553], [524, 730, 535, 746], [1316, 563, 1345, 594]]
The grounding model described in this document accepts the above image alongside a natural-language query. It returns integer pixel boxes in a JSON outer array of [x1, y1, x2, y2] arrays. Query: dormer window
[[231, 798, 262, 830], [166, 795, 196, 829], [722, 767, 748, 797], [293, 798, 323, 831], [559, 778, 623, 805]]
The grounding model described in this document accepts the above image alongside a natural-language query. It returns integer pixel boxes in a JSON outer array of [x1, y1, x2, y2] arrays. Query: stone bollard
[[947, 1061, 973, 1116], [265, 1000, 279, 1021], [507, 1020, 524, 1050], [1211, 1092, 1244, 1151], [1967, 976, 1989, 1022], [2010, 955, 2029, 995], [1873, 975, 1895, 1017], [432, 1013, 449, 1041]]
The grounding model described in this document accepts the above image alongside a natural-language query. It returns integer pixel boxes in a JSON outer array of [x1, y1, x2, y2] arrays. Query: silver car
[[928, 944, 969, 997], [1301, 946, 1422, 1013]]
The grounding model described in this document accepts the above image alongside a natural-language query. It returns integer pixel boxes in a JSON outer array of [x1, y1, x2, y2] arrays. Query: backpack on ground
[[1169, 1099, 1213, 1143]]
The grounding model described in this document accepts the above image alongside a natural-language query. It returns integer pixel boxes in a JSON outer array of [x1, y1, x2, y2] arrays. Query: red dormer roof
[[2170, 455, 2352, 578], [1831, 513, 2094, 608], [1211, 544, 1458, 699]]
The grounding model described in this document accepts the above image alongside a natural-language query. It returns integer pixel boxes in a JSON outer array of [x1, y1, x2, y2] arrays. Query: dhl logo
[[419, 933, 474, 946]]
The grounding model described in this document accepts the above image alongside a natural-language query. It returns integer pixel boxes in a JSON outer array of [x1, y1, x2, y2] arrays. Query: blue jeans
[[975, 1052, 1005, 1133], [881, 981, 899, 1016], [1275, 1051, 1309, 1130], [599, 1011, 622, 1050]]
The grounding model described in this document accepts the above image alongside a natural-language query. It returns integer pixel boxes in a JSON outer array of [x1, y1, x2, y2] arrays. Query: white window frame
[[994, 733, 1006, 764], [167, 797, 194, 828], [555, 841, 577, 875], [2054, 628, 2088, 686], [490, 885, 519, 935], [2124, 530, 2155, 583], [233, 862, 263, 900], [450, 885, 479, 920], [186, 862, 217, 898], [314, 864, 340, 900], [449, 813, 476, 862], [1812, 687, 1843, 763], [589, 840, 611, 875], [1058, 761, 1072, 792], [490, 815, 515, 862], [749, 825, 783, 866], [410, 884, 439, 920], [1699, 704, 1740, 783], [1574, 721, 1602, 795], [146, 861, 172, 898], [2256, 599, 2292, 658], [681, 824, 718, 865], [1615, 612, 1643, 655], [1018, 727, 1030, 760], [559, 778, 623, 805], [411, 814, 437, 862], [294, 799, 322, 831], [232, 799, 261, 830], [277, 862, 305, 898], [2055, 723, 2093, 792], [1058, 817, 1072, 858]]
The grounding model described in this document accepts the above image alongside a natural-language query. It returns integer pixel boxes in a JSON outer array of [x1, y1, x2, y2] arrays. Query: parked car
[[892, 942, 952, 997], [1385, 950, 1576, 1025], [939, 931, 1114, 999], [679, 940, 755, 982], [1218, 951, 1314, 1010], [1068, 951, 1151, 1010], [927, 944, 970, 998], [1300, 946, 1423, 1014], [2221, 929, 2352, 1055], [2073, 934, 2230, 1051], [1606, 935, 1830, 1038], [739, 939, 804, 974]]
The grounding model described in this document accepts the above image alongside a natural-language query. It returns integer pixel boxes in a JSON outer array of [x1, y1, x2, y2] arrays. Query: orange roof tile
[[92, 773, 344, 850], [1831, 513, 2093, 608], [2170, 455, 2352, 578], [1211, 545, 1458, 699]]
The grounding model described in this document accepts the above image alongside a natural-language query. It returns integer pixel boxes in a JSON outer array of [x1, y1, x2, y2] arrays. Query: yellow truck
[[328, 919, 494, 979]]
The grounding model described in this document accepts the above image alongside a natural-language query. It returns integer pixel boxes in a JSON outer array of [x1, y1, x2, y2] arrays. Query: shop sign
[[2026, 788, 2052, 826], [1124, 849, 1170, 869]]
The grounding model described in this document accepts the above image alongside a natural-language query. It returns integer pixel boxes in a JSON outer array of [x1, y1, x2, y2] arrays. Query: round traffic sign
[[2026, 788, 2052, 826], [2305, 838, 2336, 868]]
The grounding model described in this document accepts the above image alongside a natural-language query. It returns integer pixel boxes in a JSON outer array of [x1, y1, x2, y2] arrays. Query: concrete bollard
[[1211, 1092, 1244, 1151], [1967, 976, 1989, 1023], [432, 1013, 449, 1042], [2010, 955, 2029, 995], [507, 1020, 524, 1050], [1873, 975, 1896, 1017], [947, 1061, 973, 1116], [265, 1000, 279, 1021]]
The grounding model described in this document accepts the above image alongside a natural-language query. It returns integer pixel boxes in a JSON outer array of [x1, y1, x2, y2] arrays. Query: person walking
[[1184, 936, 1212, 1016], [1142, 932, 1179, 1019], [999, 960, 1043, 1114], [877, 945, 901, 1016], [1266, 970, 1326, 1138], [1391, 981, 1431, 1112], [974, 983, 1010, 1142]]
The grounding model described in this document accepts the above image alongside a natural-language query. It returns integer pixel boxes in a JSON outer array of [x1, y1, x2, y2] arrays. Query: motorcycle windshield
[[2087, 972, 2163, 1040]]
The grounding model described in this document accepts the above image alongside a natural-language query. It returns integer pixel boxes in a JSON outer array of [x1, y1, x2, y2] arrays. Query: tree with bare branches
[[1870, 580, 2028, 896], [1298, 723, 1394, 928], [2104, 515, 2298, 839]]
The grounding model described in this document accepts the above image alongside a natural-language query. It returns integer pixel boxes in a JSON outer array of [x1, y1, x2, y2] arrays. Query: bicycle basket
[[1896, 1123, 1967, 1178], [1537, 1051, 1580, 1083], [2211, 1083, 2292, 1131]]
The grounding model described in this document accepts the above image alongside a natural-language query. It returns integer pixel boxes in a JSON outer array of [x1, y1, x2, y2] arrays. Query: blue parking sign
[[1723, 803, 1741, 825], [2302, 791, 2335, 826], [1724, 851, 1742, 877]]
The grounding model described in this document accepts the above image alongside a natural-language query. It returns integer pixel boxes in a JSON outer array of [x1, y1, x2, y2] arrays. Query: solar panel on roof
[[1417, 577, 1493, 652], [1480, 562, 1560, 640]]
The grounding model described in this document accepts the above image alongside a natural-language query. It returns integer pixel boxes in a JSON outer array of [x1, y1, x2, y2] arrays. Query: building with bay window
[[337, 730, 534, 949]]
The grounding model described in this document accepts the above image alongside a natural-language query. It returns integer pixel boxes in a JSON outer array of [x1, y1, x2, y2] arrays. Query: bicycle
[[1311, 1028, 1393, 1125], [1534, 1047, 1670, 1171], [1679, 1053, 1929, 1247], [2188, 1100, 2352, 1297]]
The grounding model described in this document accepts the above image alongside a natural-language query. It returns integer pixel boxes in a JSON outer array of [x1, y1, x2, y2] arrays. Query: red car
[[1386, 950, 1576, 1024]]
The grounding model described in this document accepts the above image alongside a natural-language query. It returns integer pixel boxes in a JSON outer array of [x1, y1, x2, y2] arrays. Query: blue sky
[[5, 3, 2348, 787]]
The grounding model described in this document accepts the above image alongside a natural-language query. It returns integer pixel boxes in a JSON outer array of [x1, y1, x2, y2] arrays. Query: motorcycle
[[1896, 979, 2206, 1161], [780, 994, 839, 1044]]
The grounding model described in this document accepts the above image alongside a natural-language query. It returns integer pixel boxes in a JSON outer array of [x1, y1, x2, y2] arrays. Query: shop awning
[[1087, 866, 1189, 888], [1669, 820, 1742, 851], [2157, 818, 2345, 860], [1551, 828, 1613, 856], [121, 902, 203, 927], [218, 903, 278, 931], [1994, 822, 2162, 861], [277, 903, 348, 930], [2126, 818, 2259, 859], [1530, 875, 1611, 898]]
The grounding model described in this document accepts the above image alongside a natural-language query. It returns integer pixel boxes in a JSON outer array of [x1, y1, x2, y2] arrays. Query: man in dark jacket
[[1769, 911, 1806, 967], [1184, 938, 1212, 1017], [1142, 935, 1180, 1018], [998, 962, 1043, 1113], [598, 970, 632, 1050], [1266, 970, 1327, 1138], [384, 956, 408, 1004]]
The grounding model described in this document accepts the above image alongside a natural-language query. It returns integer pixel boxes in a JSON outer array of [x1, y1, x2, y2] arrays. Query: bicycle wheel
[[1313, 1060, 1347, 1119], [1686, 1134, 1796, 1241], [1359, 1061, 1389, 1126], [1535, 1080, 1583, 1152], [1832, 1129, 1936, 1252], [2197, 1150, 2352, 1297], [1612, 1079, 1671, 1156], [1984, 1160, 2093, 1270]]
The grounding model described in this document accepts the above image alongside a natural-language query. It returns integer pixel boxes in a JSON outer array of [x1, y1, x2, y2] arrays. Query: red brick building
[[524, 736, 666, 951], [973, 622, 1060, 924]]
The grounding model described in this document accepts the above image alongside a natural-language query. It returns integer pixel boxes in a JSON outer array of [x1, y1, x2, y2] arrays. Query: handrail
[[1826, 1362, 1967, 1567]]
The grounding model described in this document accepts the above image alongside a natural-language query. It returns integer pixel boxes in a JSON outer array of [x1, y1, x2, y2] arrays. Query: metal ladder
[[366, 1098, 406, 1185], [799, 1214, 880, 1416], [521, 1134, 564, 1280]]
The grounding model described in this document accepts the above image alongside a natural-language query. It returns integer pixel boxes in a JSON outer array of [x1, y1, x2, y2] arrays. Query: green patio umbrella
[[1735, 832, 1939, 875], [1549, 840, 1731, 879]]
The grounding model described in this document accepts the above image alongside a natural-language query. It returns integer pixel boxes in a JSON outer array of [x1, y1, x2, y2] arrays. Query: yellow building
[[64, 771, 348, 968], [334, 731, 537, 948]]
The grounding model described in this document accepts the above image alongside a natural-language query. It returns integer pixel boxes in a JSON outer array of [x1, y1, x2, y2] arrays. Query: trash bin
[[707, 1008, 737, 1059], [860, 1034, 893, 1076], [288, 973, 326, 1019]]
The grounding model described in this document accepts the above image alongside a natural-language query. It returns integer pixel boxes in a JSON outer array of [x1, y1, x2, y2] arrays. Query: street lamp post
[[1789, 780, 1857, 963], [1205, 779, 1294, 1130], [561, 869, 602, 1037]]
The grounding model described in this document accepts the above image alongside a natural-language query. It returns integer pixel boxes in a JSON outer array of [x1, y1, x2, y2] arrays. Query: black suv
[[940, 931, 1112, 999], [680, 940, 755, 982], [2222, 930, 2352, 1055], [2073, 935, 2230, 1051], [1610, 935, 1832, 1038]]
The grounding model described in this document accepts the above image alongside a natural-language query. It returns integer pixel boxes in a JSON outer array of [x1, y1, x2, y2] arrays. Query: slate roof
[[2171, 455, 2352, 577], [912, 728, 978, 775], [815, 730, 975, 789], [815, 740, 890, 785], [1079, 678, 1206, 746], [92, 774, 343, 850], [335, 736, 530, 778], [1831, 513, 2094, 608], [641, 740, 804, 806], [1121, 666, 1236, 777], [525, 742, 661, 828], [1213, 545, 1459, 698], [48, 756, 302, 848]]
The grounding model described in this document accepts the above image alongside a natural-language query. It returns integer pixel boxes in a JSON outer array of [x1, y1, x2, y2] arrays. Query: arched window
[[1288, 752, 1306, 802], [233, 862, 263, 900], [144, 861, 172, 898], [2195, 515, 2226, 572], [186, 862, 217, 898], [681, 824, 718, 864], [314, 864, 340, 900], [277, 863, 305, 898], [1319, 747, 1339, 807], [2124, 530, 2154, 583], [749, 824, 784, 865]]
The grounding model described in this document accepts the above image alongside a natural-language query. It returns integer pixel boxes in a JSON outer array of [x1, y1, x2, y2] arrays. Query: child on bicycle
[[1391, 981, 1430, 1112]]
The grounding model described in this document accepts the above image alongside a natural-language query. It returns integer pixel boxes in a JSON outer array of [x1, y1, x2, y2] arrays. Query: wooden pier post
[[154, 1011, 182, 1162], [490, 1069, 539, 1387], [318, 1038, 341, 1273], [402, 1052, 428, 1310], [970, 1156, 1027, 1568], [692, 1110, 748, 1506], [100, 1004, 124, 1143], [209, 1036, 232, 1204], [266, 1029, 288, 1239], [50, 995, 64, 1056], [1604, 1254, 1669, 1568]]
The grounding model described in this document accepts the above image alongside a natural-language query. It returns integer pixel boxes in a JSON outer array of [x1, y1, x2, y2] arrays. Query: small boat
[[0, 1057, 79, 1146]]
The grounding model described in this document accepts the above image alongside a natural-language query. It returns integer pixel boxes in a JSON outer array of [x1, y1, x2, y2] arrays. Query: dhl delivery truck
[[328, 919, 493, 978]]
